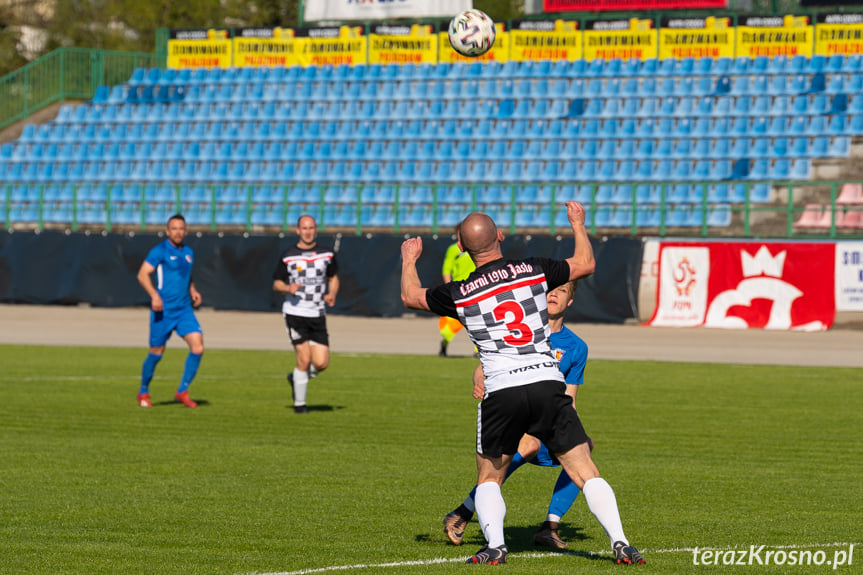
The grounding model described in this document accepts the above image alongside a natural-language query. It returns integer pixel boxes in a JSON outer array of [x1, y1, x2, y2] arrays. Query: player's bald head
[[459, 212, 499, 259], [297, 214, 316, 228]]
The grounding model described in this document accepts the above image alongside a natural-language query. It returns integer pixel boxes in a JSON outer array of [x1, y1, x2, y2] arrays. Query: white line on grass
[[239, 541, 859, 575]]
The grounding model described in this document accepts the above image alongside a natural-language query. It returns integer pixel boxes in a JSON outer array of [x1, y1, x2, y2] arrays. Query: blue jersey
[[145, 240, 195, 313], [532, 325, 588, 467], [550, 326, 588, 387]]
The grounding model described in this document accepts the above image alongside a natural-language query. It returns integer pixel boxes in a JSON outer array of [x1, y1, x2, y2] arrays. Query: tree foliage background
[[0, 0, 803, 78], [0, 0, 526, 76]]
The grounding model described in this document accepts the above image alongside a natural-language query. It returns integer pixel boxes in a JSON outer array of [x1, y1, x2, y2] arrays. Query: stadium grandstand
[[1, 14, 863, 238]]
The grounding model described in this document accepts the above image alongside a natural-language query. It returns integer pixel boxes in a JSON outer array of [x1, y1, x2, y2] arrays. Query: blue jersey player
[[444, 280, 591, 549], [136, 214, 203, 409]]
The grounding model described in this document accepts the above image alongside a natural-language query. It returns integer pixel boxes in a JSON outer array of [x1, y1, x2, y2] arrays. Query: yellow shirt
[[441, 243, 476, 282]]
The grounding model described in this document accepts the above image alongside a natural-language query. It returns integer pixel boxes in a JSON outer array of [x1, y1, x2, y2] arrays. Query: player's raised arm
[[401, 237, 431, 312], [563, 201, 595, 281]]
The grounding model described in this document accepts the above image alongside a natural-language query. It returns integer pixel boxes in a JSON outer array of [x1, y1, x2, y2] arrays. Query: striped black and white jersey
[[426, 257, 570, 395], [273, 243, 338, 318]]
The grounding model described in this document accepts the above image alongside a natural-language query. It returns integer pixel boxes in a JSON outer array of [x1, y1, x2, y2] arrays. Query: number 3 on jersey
[[493, 301, 532, 346]]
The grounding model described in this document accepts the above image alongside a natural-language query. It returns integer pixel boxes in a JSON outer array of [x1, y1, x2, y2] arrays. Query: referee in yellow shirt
[[438, 232, 476, 357]]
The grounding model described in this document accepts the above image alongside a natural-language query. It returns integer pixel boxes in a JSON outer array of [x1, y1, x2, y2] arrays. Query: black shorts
[[477, 380, 589, 458], [284, 314, 329, 346]]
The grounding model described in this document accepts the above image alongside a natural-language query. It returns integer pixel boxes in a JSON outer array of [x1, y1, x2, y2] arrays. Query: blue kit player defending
[[444, 280, 591, 550], [136, 214, 203, 409]]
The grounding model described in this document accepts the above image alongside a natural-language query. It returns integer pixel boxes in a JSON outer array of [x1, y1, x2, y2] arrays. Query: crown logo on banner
[[741, 246, 787, 278]]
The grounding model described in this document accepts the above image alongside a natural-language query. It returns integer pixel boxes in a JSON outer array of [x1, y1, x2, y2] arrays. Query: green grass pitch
[[0, 345, 860, 574]]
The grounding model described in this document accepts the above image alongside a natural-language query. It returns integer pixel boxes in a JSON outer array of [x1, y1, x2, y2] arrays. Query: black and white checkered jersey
[[426, 257, 570, 395], [273, 243, 338, 318]]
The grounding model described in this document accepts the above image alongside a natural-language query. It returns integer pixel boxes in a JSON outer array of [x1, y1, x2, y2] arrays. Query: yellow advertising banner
[[583, 18, 657, 60], [658, 16, 734, 59], [814, 13, 863, 55], [509, 19, 582, 61], [167, 29, 232, 69], [293, 26, 367, 67], [233, 28, 297, 68], [368, 24, 438, 65], [736, 15, 813, 58], [438, 23, 509, 63]]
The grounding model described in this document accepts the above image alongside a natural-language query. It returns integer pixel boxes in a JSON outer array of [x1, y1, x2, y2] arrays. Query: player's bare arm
[[324, 275, 339, 307], [272, 279, 300, 296], [564, 201, 596, 281], [472, 364, 485, 399], [189, 281, 202, 307], [566, 383, 579, 411], [137, 261, 163, 311], [400, 237, 430, 312]]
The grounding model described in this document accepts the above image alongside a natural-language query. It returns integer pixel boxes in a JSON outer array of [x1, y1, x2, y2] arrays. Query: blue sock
[[177, 352, 202, 393], [140, 353, 162, 394], [548, 469, 581, 519]]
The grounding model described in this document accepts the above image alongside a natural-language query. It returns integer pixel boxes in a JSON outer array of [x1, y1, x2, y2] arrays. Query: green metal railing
[[2, 180, 861, 238], [0, 48, 160, 131]]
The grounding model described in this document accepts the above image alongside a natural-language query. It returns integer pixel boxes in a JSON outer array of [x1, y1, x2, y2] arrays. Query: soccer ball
[[448, 9, 496, 58]]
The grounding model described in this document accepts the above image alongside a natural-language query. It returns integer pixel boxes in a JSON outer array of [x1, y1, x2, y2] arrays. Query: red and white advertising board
[[305, 0, 471, 22], [649, 242, 835, 331], [545, 0, 726, 11]]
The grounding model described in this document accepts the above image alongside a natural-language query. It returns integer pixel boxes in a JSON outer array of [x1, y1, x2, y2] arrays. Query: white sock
[[583, 477, 627, 547], [292, 368, 309, 406], [475, 482, 506, 548], [547, 513, 561, 523], [309, 365, 318, 379]]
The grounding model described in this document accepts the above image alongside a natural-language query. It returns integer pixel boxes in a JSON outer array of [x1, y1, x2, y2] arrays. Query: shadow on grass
[[153, 398, 211, 407], [415, 523, 611, 562], [285, 404, 342, 413]]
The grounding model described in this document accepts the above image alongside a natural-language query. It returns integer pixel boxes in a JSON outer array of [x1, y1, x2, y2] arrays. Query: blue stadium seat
[[677, 76, 694, 96], [707, 204, 732, 227], [830, 136, 851, 157], [657, 58, 676, 76], [791, 159, 811, 179], [671, 139, 693, 159], [748, 159, 769, 180], [826, 54, 845, 73], [634, 139, 654, 160], [844, 53, 863, 72], [751, 137, 769, 158], [637, 59, 658, 77]]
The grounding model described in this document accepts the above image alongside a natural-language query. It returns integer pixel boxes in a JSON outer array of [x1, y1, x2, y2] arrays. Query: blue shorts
[[149, 308, 201, 347], [530, 443, 559, 467]]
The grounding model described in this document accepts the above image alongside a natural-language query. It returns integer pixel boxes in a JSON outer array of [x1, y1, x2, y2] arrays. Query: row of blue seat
[[108, 71, 859, 106], [4, 135, 849, 164], [2, 200, 734, 229], [0, 157, 811, 183], [124, 54, 863, 88], [64, 91, 861, 127], [83, 93, 863, 123], [17, 114, 863, 147], [0, 181, 770, 205]]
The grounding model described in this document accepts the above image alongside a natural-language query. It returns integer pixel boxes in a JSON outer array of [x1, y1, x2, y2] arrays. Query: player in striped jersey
[[444, 280, 589, 550], [273, 215, 339, 414], [401, 203, 644, 566]]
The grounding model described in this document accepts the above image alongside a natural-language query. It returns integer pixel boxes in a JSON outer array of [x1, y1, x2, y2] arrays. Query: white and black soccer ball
[[448, 9, 496, 58]]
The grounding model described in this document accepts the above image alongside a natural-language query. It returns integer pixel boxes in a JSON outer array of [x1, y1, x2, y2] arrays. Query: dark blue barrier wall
[[0, 231, 642, 322]]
